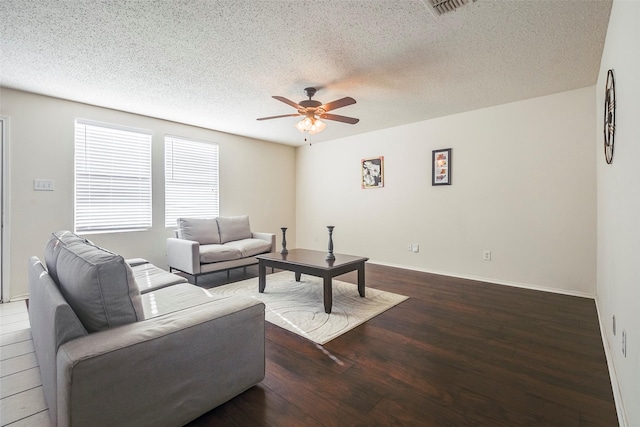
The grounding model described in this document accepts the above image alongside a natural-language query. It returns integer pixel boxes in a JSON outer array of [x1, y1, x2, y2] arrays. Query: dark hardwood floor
[[186, 263, 618, 426]]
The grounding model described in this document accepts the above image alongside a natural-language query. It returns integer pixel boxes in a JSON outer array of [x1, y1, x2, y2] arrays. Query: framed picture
[[432, 148, 451, 186], [361, 156, 384, 189]]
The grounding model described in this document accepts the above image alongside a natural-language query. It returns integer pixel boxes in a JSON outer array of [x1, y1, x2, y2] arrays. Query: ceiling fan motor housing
[[299, 100, 322, 109], [300, 87, 322, 110], [304, 87, 317, 98]]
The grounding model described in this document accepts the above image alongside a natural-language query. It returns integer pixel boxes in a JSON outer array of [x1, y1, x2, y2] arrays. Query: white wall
[[596, 1, 640, 425], [296, 86, 596, 296], [0, 88, 296, 299]]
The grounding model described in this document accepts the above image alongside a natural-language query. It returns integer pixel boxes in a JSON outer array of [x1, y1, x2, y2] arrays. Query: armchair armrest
[[252, 231, 276, 253], [166, 237, 200, 274], [56, 297, 265, 427]]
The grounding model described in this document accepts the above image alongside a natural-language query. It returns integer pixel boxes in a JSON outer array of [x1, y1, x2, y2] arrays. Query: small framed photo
[[361, 156, 384, 189], [432, 148, 451, 186]]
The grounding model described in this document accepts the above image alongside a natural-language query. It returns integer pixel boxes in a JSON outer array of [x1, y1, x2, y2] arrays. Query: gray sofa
[[166, 215, 275, 284], [28, 231, 265, 427]]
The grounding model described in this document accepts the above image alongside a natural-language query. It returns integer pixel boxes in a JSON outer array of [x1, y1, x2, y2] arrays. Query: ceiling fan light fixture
[[295, 116, 326, 134], [295, 119, 310, 132], [309, 119, 326, 135]]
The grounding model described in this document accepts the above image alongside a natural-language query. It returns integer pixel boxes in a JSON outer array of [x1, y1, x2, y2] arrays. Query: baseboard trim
[[4, 294, 29, 303], [595, 299, 628, 427], [368, 260, 595, 299]]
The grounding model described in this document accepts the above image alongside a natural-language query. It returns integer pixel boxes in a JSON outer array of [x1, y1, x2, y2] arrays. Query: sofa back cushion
[[47, 231, 145, 333], [177, 218, 221, 244], [45, 230, 89, 284], [217, 215, 252, 244]]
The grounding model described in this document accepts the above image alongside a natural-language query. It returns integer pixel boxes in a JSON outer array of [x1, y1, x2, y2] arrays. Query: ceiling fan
[[257, 87, 359, 135]]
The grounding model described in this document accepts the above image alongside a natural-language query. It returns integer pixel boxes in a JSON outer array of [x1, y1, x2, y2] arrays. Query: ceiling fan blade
[[273, 96, 302, 110], [320, 97, 356, 112], [320, 113, 359, 124], [256, 113, 301, 121]]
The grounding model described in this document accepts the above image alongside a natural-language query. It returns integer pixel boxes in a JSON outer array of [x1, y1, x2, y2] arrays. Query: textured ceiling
[[0, 0, 612, 146]]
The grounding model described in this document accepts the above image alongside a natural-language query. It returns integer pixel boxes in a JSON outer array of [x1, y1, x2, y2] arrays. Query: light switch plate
[[34, 179, 54, 191]]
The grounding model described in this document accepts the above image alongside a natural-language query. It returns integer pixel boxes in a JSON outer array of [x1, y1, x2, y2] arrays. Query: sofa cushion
[[130, 262, 188, 294], [177, 217, 221, 244], [45, 231, 90, 284], [54, 237, 145, 333], [141, 283, 225, 319], [199, 244, 242, 264], [217, 215, 251, 244], [224, 238, 272, 258], [125, 258, 149, 267]]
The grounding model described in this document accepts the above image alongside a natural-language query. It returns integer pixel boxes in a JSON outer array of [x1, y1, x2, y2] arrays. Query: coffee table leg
[[295, 271, 302, 282], [259, 260, 266, 293], [323, 276, 332, 314], [358, 262, 365, 297]]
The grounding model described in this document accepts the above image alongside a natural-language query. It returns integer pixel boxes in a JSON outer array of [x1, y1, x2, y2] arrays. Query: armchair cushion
[[218, 215, 252, 243], [224, 238, 273, 258], [200, 244, 242, 264], [177, 218, 220, 244], [54, 239, 145, 333]]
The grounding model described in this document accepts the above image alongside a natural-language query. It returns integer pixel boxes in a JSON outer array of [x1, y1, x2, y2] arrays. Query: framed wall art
[[432, 148, 451, 186], [361, 156, 384, 189]]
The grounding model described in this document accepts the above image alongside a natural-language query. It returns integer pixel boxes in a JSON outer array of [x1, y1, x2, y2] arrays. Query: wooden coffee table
[[256, 249, 369, 314]]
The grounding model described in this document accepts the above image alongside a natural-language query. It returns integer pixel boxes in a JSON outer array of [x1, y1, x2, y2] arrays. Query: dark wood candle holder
[[280, 227, 288, 255]]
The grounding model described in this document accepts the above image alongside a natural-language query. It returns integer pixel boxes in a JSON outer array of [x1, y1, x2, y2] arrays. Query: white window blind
[[165, 136, 219, 227], [74, 120, 152, 233]]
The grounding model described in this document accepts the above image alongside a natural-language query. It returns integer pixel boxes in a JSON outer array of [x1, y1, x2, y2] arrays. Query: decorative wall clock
[[604, 69, 616, 164]]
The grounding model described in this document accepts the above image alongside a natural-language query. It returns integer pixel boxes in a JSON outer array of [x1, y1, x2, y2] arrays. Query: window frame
[[74, 119, 153, 234], [164, 135, 220, 228]]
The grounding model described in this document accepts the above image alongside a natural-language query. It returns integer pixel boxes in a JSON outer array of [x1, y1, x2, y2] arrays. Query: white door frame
[[0, 116, 9, 302]]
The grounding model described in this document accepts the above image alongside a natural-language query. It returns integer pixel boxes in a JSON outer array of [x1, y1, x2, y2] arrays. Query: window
[[74, 120, 152, 233], [165, 136, 219, 227]]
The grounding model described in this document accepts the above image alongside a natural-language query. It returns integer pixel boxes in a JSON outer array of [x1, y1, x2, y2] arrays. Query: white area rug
[[206, 271, 408, 345]]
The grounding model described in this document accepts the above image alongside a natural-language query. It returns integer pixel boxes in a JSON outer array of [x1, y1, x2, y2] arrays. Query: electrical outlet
[[483, 250, 491, 261], [622, 330, 627, 357], [407, 243, 412, 252]]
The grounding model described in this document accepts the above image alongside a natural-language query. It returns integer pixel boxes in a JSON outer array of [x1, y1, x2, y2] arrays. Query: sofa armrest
[[56, 296, 265, 427], [252, 231, 276, 253], [166, 237, 200, 274]]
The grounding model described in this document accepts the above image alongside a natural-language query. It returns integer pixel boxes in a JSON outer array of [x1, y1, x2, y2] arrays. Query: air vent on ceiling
[[423, 0, 477, 16]]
